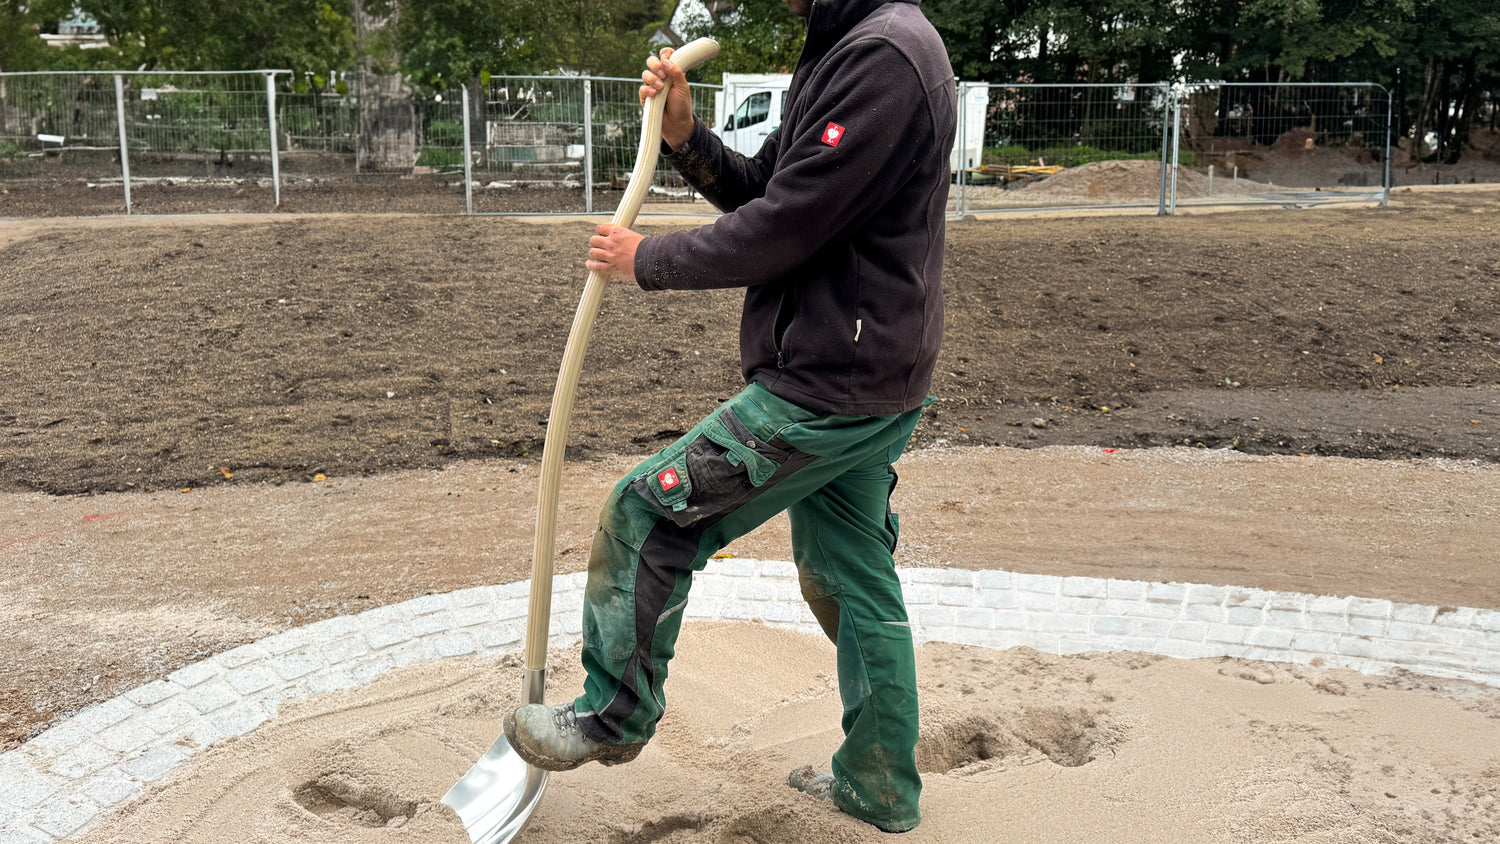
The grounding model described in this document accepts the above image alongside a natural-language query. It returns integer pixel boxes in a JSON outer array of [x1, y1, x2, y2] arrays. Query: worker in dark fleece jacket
[[505, 0, 955, 832]]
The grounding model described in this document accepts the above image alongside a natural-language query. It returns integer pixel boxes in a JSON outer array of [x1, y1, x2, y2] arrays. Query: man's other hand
[[641, 48, 695, 151], [586, 223, 643, 282]]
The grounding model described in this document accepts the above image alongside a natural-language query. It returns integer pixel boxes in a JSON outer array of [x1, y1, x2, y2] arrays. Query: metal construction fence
[[956, 81, 1396, 215], [0, 70, 1440, 218]]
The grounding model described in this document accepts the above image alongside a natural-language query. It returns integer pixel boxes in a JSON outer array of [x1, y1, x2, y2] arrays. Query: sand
[[81, 622, 1500, 843]]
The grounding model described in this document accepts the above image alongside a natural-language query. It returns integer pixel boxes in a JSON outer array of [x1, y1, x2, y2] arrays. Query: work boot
[[503, 702, 644, 771], [788, 766, 919, 833], [788, 765, 836, 798]]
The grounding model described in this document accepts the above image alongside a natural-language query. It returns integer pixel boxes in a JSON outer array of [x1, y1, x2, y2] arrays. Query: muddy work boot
[[788, 765, 836, 798], [788, 766, 919, 833], [503, 702, 643, 772]]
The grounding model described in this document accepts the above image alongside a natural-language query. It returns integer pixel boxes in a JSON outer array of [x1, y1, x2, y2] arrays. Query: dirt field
[[2, 188, 1498, 755]]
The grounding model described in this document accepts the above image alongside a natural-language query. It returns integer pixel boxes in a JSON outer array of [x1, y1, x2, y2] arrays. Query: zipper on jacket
[[772, 286, 796, 369]]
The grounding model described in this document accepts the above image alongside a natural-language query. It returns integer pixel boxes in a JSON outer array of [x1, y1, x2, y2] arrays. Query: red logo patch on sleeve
[[821, 122, 845, 147], [658, 468, 680, 491]]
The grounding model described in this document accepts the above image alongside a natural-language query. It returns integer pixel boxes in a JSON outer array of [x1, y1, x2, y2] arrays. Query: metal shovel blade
[[441, 735, 548, 844]]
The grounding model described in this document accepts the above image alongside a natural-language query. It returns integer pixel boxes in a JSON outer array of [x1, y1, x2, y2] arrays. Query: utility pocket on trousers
[[629, 407, 792, 529]]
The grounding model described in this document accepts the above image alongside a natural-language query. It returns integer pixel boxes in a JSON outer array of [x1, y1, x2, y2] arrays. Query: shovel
[[441, 36, 721, 844]]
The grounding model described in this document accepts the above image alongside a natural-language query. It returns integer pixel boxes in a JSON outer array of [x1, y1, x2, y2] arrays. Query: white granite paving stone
[[93, 720, 158, 755], [1392, 603, 1438, 624], [707, 558, 748, 577], [310, 614, 363, 638], [136, 699, 200, 740], [491, 597, 529, 620], [434, 633, 479, 658], [1106, 579, 1148, 601], [0, 777, 57, 813], [118, 747, 187, 783], [78, 773, 139, 809], [409, 610, 459, 638], [405, 594, 446, 616], [3, 562, 1498, 844], [31, 796, 92, 840], [209, 703, 270, 739], [257, 628, 315, 656], [122, 681, 176, 709], [975, 570, 1012, 589], [224, 665, 280, 696], [213, 644, 270, 671], [493, 580, 530, 599], [1146, 582, 1186, 604], [164, 660, 221, 689], [304, 668, 360, 697], [182, 679, 239, 716], [1226, 606, 1265, 626], [364, 620, 415, 650], [317, 635, 370, 665], [452, 603, 498, 628], [14, 726, 87, 767], [1062, 577, 1108, 599]]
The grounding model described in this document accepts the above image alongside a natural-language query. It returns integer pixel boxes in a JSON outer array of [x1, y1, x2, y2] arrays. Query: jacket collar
[[791, 0, 915, 99]]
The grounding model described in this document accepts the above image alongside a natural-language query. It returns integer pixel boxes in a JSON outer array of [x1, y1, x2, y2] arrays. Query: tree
[[1395, 0, 1500, 163], [371, 0, 669, 89], [921, 0, 1036, 82], [74, 0, 356, 83], [531, 0, 669, 77], [0, 0, 75, 70], [685, 0, 806, 80]]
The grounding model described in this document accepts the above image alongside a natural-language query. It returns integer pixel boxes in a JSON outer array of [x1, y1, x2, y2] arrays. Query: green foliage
[[984, 143, 1161, 167], [1, 0, 74, 70], [416, 146, 464, 167], [66, 0, 355, 87], [425, 117, 463, 147], [6, 0, 1490, 167], [925, 0, 1179, 84], [379, 0, 669, 90], [684, 0, 806, 81]]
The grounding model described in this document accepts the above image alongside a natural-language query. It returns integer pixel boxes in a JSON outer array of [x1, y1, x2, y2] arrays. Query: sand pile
[[1020, 159, 1273, 200], [82, 622, 1500, 843]]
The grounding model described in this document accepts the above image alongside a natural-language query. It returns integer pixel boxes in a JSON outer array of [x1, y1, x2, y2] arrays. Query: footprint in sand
[[293, 773, 418, 829]]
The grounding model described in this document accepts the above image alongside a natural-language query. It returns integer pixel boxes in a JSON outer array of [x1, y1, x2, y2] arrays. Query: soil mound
[[1020, 159, 1271, 199]]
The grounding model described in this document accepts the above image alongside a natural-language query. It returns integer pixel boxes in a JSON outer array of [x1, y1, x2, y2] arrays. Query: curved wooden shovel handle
[[524, 38, 721, 679]]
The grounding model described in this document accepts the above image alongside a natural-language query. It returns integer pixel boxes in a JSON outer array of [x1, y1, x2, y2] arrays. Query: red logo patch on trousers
[[822, 122, 845, 147], [658, 468, 680, 491]]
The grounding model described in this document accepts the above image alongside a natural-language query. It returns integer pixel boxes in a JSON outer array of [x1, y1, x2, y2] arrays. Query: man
[[504, 0, 954, 832]]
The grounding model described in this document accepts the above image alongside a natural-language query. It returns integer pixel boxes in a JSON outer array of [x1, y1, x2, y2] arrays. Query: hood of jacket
[[794, 0, 920, 85]]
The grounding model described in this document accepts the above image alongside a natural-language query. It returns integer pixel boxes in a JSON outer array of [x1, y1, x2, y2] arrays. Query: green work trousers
[[571, 382, 925, 833]]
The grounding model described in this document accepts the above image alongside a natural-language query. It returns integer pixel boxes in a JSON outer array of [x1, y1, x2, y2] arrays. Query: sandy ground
[[3, 188, 1498, 840], [79, 622, 1500, 843], [8, 444, 1500, 841]]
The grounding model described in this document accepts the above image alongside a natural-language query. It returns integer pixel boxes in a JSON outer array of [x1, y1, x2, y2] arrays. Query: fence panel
[[6, 71, 1459, 219], [118, 72, 274, 179], [955, 83, 1172, 215], [0, 73, 122, 183], [1174, 82, 1391, 208]]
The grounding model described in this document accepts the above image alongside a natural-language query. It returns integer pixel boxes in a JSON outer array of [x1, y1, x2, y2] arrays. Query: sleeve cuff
[[664, 115, 711, 159]]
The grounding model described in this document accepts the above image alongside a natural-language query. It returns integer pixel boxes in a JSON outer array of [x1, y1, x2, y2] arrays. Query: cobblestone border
[[3, 561, 1498, 842]]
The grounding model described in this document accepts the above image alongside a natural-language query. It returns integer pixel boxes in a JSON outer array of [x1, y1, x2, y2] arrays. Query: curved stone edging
[[1, 561, 1497, 843]]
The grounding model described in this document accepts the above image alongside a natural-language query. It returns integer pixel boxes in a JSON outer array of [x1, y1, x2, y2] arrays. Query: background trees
[[5, 0, 1495, 162]]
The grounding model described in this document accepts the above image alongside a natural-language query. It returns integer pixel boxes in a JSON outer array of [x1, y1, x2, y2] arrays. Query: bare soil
[[2, 188, 1498, 754]]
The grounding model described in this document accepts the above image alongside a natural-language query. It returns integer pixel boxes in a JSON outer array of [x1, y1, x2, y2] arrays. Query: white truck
[[712, 73, 989, 175]]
